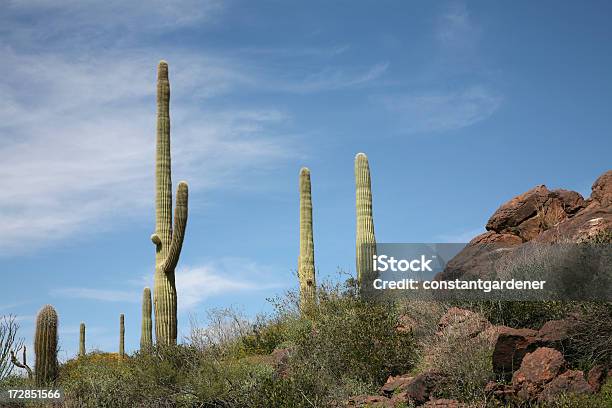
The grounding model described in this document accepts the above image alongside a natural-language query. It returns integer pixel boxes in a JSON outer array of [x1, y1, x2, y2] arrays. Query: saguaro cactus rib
[[152, 60, 189, 346], [298, 167, 316, 310], [355, 153, 377, 291]]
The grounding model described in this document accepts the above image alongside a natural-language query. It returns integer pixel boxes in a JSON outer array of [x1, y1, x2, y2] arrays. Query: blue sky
[[1, 0, 611, 360]]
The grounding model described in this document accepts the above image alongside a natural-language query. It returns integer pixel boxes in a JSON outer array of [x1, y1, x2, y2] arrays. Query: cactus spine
[[119, 314, 125, 359], [34, 305, 58, 385], [151, 60, 189, 346], [298, 167, 316, 310], [79, 322, 86, 357], [355, 153, 377, 291], [141, 287, 153, 350]]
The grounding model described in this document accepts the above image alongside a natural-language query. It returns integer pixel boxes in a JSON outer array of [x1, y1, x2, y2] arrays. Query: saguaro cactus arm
[[159, 181, 189, 273], [10, 346, 32, 379]]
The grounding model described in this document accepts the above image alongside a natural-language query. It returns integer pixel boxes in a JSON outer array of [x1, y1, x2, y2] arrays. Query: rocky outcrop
[[437, 170, 611, 281], [492, 317, 580, 376], [488, 346, 598, 404]]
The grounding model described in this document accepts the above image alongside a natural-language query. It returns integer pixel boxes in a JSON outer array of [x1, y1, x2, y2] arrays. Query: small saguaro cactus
[[298, 167, 316, 310], [141, 287, 153, 350], [34, 305, 58, 385], [79, 322, 86, 357], [151, 60, 189, 346], [119, 314, 125, 359], [355, 153, 377, 291]]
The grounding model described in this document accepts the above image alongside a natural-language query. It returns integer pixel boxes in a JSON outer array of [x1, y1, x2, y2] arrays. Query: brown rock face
[[437, 170, 610, 281], [591, 170, 612, 206], [512, 347, 566, 401], [538, 370, 592, 402], [492, 327, 541, 376], [401, 371, 444, 405], [484, 185, 583, 241]]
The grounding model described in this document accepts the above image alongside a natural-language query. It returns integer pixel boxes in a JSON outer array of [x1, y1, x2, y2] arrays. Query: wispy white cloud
[[376, 85, 502, 133], [176, 259, 285, 310], [49, 258, 285, 310], [0, 47, 297, 255], [278, 62, 389, 93], [436, 1, 480, 55]]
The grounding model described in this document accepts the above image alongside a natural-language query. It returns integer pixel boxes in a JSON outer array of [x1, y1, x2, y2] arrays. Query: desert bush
[[1, 315, 24, 380]]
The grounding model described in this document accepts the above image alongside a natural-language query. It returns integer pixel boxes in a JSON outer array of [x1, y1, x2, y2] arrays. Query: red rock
[[587, 364, 607, 393], [486, 185, 551, 236], [512, 347, 566, 401], [401, 371, 444, 405], [552, 189, 586, 214], [591, 170, 612, 206], [538, 318, 578, 343], [492, 326, 541, 376], [512, 347, 566, 387], [538, 369, 592, 402]]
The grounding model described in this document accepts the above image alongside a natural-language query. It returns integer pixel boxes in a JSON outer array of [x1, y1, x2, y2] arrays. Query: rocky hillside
[[438, 170, 612, 280]]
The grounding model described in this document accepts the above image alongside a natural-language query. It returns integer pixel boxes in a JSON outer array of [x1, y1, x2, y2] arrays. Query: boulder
[[538, 369, 592, 402], [492, 326, 541, 376], [537, 318, 578, 344], [400, 371, 444, 405], [591, 170, 612, 206], [512, 347, 566, 401]]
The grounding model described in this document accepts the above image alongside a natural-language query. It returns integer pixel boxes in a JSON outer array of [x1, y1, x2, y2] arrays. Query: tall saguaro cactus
[[298, 167, 316, 310], [141, 287, 153, 350], [119, 314, 125, 359], [151, 60, 189, 346], [79, 322, 86, 357], [355, 153, 377, 291], [34, 305, 58, 386]]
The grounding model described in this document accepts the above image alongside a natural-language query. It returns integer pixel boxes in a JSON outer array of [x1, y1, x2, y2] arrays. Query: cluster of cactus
[[151, 60, 189, 346], [11, 305, 58, 385], [296, 153, 378, 308], [9, 62, 378, 370]]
